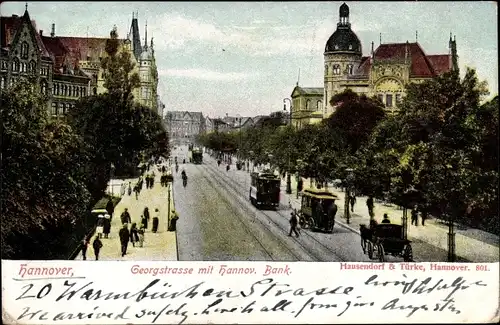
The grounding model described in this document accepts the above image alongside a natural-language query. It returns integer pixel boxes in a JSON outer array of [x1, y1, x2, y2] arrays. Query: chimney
[[39, 30, 43, 36], [51, 23, 55, 37]]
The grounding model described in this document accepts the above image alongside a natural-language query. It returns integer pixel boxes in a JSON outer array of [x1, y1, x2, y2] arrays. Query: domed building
[[321, 2, 458, 118]]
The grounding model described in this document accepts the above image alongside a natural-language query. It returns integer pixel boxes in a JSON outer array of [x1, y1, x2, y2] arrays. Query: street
[[173, 146, 372, 262]]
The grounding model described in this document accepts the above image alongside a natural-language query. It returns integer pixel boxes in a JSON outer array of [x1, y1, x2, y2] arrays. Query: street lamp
[[283, 98, 293, 194], [344, 168, 354, 224], [296, 159, 303, 199]]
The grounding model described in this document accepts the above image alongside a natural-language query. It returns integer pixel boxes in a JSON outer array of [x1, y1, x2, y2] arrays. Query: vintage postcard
[[1, 1, 498, 324]]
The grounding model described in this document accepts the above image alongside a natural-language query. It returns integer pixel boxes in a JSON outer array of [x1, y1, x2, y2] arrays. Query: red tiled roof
[[1, 13, 50, 58], [427, 54, 451, 75], [57, 37, 125, 62], [373, 42, 450, 77], [41, 36, 72, 70]]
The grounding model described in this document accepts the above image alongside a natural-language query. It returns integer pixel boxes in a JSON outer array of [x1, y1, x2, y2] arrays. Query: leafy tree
[[101, 26, 140, 105]]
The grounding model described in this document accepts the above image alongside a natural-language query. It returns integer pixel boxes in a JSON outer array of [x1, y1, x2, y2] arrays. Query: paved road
[[173, 146, 372, 262]]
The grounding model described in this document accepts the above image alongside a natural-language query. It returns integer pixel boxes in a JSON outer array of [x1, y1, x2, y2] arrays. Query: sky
[[1, 1, 498, 118]]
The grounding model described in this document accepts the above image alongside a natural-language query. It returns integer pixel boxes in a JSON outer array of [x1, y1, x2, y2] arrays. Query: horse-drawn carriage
[[298, 188, 338, 233], [360, 223, 413, 262]]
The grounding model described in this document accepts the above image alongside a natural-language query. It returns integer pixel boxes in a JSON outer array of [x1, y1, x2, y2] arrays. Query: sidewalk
[[81, 166, 178, 261], [280, 174, 499, 263]]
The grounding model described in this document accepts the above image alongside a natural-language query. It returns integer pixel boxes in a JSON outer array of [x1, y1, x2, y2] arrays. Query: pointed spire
[[416, 30, 418, 42], [144, 20, 148, 48], [150, 37, 154, 48], [25, 2, 28, 11], [379, 33, 382, 45]]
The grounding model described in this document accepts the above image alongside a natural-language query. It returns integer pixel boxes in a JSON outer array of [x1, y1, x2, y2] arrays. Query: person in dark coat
[[106, 199, 114, 220], [103, 213, 111, 238], [130, 223, 139, 247], [120, 208, 131, 225], [288, 210, 299, 237], [128, 182, 132, 196], [367, 196, 374, 219], [411, 206, 419, 226], [92, 236, 103, 260], [119, 224, 130, 257], [81, 236, 89, 260], [152, 208, 160, 233], [143, 207, 150, 229], [350, 194, 356, 212], [381, 213, 391, 224]]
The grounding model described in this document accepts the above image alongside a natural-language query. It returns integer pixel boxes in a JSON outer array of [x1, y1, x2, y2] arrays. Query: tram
[[249, 171, 281, 209]]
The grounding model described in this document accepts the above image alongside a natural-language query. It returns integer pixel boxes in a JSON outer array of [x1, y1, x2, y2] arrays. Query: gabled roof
[[292, 86, 324, 97], [427, 54, 451, 75], [57, 37, 112, 62], [165, 111, 204, 122], [373, 42, 450, 77], [1, 11, 50, 59]]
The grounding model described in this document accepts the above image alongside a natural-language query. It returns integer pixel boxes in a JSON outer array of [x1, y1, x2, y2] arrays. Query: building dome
[[324, 28, 362, 54], [324, 3, 362, 55], [140, 47, 153, 61]]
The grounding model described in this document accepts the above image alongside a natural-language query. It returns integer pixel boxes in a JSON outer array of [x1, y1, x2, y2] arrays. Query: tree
[[1, 79, 91, 259], [101, 26, 140, 105]]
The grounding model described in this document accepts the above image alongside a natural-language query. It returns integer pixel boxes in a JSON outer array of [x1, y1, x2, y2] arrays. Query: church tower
[[323, 3, 362, 116]]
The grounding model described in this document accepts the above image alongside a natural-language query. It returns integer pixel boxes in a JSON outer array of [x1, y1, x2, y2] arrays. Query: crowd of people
[[81, 156, 179, 260]]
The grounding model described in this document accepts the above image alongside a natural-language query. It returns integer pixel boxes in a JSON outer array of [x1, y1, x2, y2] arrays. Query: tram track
[[200, 157, 347, 262], [192, 164, 312, 261]]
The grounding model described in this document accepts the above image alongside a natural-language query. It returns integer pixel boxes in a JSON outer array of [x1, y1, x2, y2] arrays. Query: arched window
[[29, 60, 36, 74], [12, 58, 20, 72], [1, 77, 5, 89], [41, 81, 47, 94], [333, 64, 341, 75], [20, 62, 26, 73], [55, 84, 59, 96], [58, 103, 64, 115], [325, 65, 329, 75], [316, 100, 322, 111], [347, 64, 353, 75], [51, 103, 57, 116], [76, 87, 80, 97], [81, 87, 85, 96], [21, 42, 29, 59], [306, 100, 311, 110]]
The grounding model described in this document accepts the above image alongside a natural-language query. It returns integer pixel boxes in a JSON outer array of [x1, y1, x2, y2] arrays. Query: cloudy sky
[[2, 1, 498, 118]]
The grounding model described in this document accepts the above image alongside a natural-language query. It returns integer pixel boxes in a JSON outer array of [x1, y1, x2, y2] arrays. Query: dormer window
[[348, 45, 352, 50], [334, 45, 339, 50]]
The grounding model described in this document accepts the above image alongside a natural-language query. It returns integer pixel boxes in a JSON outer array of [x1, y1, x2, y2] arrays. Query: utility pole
[[283, 98, 293, 194]]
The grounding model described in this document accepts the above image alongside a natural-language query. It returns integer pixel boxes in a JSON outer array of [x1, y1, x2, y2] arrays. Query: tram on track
[[249, 171, 281, 209]]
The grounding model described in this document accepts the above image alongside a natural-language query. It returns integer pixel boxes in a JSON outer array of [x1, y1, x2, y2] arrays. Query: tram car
[[192, 148, 203, 164], [249, 170, 281, 209]]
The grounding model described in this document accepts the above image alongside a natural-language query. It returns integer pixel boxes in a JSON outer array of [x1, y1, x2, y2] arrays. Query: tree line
[[198, 69, 498, 234], [1, 28, 169, 259]]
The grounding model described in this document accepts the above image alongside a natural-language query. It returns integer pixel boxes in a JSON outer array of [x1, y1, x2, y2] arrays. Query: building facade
[[1, 9, 91, 116], [323, 3, 457, 116], [165, 111, 205, 140], [290, 86, 324, 129]]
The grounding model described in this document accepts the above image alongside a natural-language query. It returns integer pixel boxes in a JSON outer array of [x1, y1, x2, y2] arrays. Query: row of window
[[51, 102, 76, 116], [304, 100, 323, 111], [53, 83, 87, 97], [325, 64, 354, 76], [11, 59, 37, 74]]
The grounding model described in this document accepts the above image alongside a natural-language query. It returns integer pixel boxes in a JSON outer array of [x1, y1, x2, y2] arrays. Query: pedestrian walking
[[120, 208, 131, 225], [134, 184, 140, 200], [367, 196, 374, 219], [119, 224, 130, 257], [421, 210, 427, 226], [106, 198, 114, 221], [130, 223, 139, 247], [92, 236, 103, 260], [288, 210, 300, 237], [81, 236, 89, 260], [96, 214, 105, 239], [411, 206, 419, 226], [350, 194, 356, 212], [152, 208, 160, 233], [143, 207, 150, 229], [138, 227, 145, 247], [103, 213, 111, 238], [128, 182, 132, 196]]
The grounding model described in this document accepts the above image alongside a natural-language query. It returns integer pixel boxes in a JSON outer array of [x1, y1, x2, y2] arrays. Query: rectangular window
[[378, 94, 384, 103], [51, 103, 57, 116], [386, 94, 393, 107]]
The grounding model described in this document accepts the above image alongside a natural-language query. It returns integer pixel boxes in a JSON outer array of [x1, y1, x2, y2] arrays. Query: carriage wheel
[[378, 244, 385, 262], [299, 217, 306, 229], [308, 217, 315, 230], [361, 237, 367, 254], [367, 242, 374, 259], [403, 245, 413, 262]]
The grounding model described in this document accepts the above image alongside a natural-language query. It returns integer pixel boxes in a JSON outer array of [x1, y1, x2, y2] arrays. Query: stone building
[[290, 85, 324, 129], [164, 111, 205, 140], [323, 3, 458, 116], [0, 8, 91, 116]]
